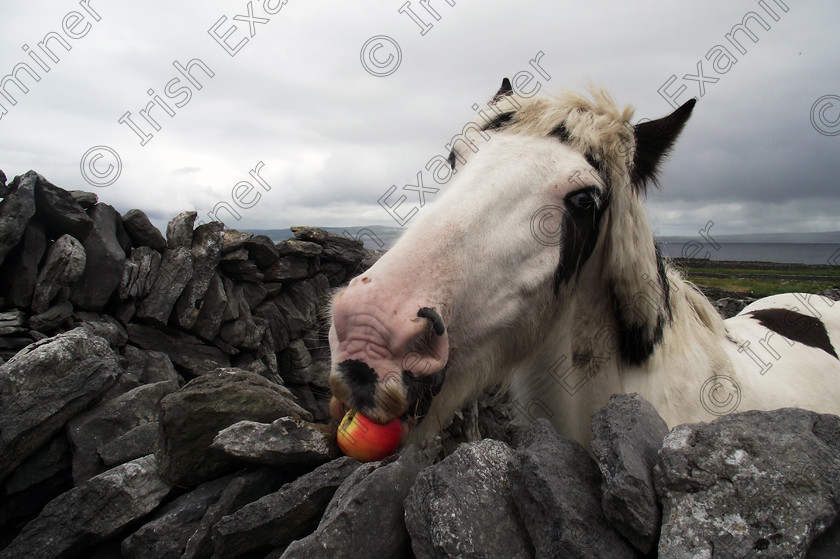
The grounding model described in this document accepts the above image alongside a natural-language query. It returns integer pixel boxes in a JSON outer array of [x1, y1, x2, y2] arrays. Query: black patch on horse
[[553, 187, 610, 291], [402, 368, 447, 421], [749, 308, 838, 359], [337, 359, 378, 410], [550, 123, 570, 143], [610, 244, 671, 365], [482, 112, 515, 131], [614, 311, 665, 366]]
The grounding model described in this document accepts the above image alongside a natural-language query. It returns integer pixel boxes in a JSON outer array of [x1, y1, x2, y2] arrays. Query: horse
[[327, 79, 840, 449]]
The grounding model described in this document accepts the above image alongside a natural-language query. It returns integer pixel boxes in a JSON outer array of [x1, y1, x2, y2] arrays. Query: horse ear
[[492, 78, 513, 103], [631, 98, 696, 192]]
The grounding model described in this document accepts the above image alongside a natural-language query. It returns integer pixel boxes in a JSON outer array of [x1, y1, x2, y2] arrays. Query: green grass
[[671, 260, 840, 297], [682, 267, 840, 279], [684, 276, 838, 297]]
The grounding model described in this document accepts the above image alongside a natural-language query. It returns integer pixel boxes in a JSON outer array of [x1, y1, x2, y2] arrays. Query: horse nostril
[[417, 307, 445, 336]]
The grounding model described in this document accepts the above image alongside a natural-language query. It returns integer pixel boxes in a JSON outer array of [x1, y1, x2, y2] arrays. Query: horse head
[[328, 80, 696, 446]]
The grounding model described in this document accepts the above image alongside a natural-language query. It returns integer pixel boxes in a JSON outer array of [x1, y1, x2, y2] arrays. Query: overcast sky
[[1, 0, 838, 238]]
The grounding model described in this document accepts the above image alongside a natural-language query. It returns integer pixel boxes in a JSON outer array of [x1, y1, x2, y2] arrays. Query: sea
[[657, 242, 840, 266]]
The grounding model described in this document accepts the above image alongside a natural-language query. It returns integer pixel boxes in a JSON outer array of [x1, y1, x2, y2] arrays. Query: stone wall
[[2, 170, 840, 558]]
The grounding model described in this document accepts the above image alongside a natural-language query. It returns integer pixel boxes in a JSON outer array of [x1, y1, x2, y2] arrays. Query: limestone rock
[[405, 439, 534, 559], [0, 455, 173, 559], [282, 446, 429, 559], [655, 408, 840, 558], [591, 393, 669, 554], [121, 209, 166, 250], [0, 328, 121, 482], [134, 246, 193, 326], [212, 416, 340, 467], [166, 210, 197, 250], [210, 457, 361, 559], [32, 173, 93, 240], [508, 419, 637, 559], [0, 172, 37, 270], [155, 369, 311, 487], [70, 203, 127, 311]]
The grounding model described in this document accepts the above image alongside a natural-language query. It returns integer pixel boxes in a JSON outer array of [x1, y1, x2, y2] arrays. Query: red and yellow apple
[[337, 408, 402, 462]]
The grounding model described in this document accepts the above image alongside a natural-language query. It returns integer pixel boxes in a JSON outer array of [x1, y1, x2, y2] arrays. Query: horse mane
[[483, 84, 717, 366], [487, 88, 637, 193]]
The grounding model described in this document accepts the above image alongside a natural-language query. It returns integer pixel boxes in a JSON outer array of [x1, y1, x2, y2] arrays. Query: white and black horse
[[328, 80, 840, 448]]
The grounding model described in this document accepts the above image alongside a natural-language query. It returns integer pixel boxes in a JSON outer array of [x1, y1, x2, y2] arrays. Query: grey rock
[[243, 234, 280, 268], [0, 436, 73, 543], [0, 328, 121, 482], [98, 421, 160, 469], [0, 172, 36, 270], [219, 247, 248, 263], [156, 368, 311, 487], [285, 274, 331, 328], [182, 468, 287, 559], [263, 255, 313, 281], [31, 234, 87, 313], [66, 380, 179, 483], [191, 272, 227, 341], [508, 419, 636, 559], [120, 345, 182, 385], [212, 416, 339, 466], [0, 455, 173, 559], [175, 222, 224, 330], [115, 212, 132, 255], [135, 246, 193, 326], [591, 393, 669, 554], [32, 173, 93, 240], [69, 190, 98, 209], [279, 339, 315, 383], [1, 220, 46, 308], [166, 210, 197, 250], [218, 312, 264, 350], [282, 446, 428, 559], [29, 301, 74, 332], [220, 259, 264, 282], [70, 203, 127, 311], [253, 299, 290, 353], [126, 322, 229, 375], [120, 473, 233, 559], [210, 457, 361, 559], [405, 439, 534, 559], [121, 209, 166, 250], [220, 229, 253, 253], [275, 238, 322, 257], [655, 408, 840, 558], [320, 260, 347, 287], [240, 282, 268, 311], [76, 311, 128, 348], [291, 226, 367, 267], [3, 435, 71, 495], [0, 309, 26, 336], [273, 293, 310, 340], [118, 246, 162, 300], [220, 275, 241, 322]]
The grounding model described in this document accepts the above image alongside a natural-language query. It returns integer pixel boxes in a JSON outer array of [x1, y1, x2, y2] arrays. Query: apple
[[337, 408, 402, 462]]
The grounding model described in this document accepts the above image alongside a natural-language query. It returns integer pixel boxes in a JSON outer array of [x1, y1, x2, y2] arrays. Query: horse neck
[[523, 265, 730, 444]]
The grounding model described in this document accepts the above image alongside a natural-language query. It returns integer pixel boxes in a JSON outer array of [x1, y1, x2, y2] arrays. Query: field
[[671, 258, 840, 298]]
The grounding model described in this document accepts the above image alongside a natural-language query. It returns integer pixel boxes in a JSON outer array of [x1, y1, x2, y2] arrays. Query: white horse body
[[328, 81, 840, 450], [509, 280, 840, 447]]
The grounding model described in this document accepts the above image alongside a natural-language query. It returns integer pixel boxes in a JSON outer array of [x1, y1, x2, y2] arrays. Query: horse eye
[[567, 190, 596, 212]]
